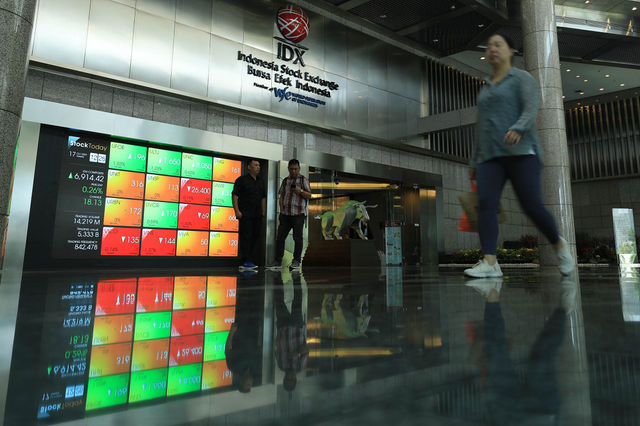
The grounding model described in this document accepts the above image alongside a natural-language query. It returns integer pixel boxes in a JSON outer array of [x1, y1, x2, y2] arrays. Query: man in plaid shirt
[[267, 159, 312, 270]]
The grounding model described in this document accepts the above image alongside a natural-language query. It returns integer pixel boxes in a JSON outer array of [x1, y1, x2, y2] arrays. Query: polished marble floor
[[1, 265, 639, 426]]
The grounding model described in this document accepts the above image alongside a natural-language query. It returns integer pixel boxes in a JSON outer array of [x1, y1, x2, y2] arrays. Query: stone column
[[523, 6, 589, 424], [0, 0, 37, 269], [521, 0, 576, 267], [541, 276, 592, 425]]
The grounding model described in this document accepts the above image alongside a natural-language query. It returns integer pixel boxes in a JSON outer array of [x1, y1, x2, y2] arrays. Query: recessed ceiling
[[446, 50, 640, 100], [321, 0, 640, 66], [319, 0, 640, 102]]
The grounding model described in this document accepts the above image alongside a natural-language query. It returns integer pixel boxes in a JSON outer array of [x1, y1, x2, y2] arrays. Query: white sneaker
[[266, 261, 283, 271], [289, 260, 301, 270], [464, 259, 503, 278], [466, 278, 503, 298], [559, 275, 578, 313], [556, 236, 576, 276]]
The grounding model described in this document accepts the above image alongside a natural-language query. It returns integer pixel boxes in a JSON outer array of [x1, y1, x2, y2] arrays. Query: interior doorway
[[308, 168, 429, 266]]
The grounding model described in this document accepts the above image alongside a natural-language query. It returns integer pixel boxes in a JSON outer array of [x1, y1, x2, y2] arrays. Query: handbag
[[458, 180, 505, 232]]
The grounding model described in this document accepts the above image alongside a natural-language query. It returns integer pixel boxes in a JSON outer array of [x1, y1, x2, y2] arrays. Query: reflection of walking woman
[[465, 33, 575, 278], [483, 287, 566, 423]]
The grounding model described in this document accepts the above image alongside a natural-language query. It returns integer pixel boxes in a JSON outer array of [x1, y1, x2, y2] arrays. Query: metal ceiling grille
[[350, 0, 465, 32], [557, 33, 612, 58], [409, 12, 493, 55], [598, 42, 640, 65]]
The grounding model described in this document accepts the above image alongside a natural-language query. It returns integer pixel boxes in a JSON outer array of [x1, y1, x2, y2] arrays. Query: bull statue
[[320, 200, 377, 240]]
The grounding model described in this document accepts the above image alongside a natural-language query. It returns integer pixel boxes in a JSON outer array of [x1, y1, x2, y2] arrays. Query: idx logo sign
[[276, 43, 306, 66], [275, 5, 309, 67]]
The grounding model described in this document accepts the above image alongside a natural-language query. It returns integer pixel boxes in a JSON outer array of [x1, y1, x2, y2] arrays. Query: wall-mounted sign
[[236, 4, 340, 109]]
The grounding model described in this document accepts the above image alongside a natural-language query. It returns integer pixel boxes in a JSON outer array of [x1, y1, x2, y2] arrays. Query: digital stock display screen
[[29, 275, 237, 422], [51, 135, 242, 259]]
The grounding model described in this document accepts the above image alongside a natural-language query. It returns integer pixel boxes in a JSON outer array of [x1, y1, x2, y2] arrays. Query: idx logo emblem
[[275, 5, 309, 67]]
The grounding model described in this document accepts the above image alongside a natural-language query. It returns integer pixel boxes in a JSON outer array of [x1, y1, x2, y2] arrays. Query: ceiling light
[[576, 75, 580, 78], [562, 95, 566, 99], [605, 74, 610, 78], [620, 83, 625, 86], [433, 39, 439, 43], [584, 79, 588, 82], [633, 7, 638, 11], [450, 5, 456, 9], [379, 14, 387, 18], [585, 0, 590, 3], [310, 182, 396, 190], [566, 69, 571, 72], [599, 88, 604, 91], [478, 24, 485, 28], [480, 56, 486, 60]]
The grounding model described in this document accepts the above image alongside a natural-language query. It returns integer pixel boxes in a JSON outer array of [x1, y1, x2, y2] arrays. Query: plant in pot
[[618, 241, 637, 264]]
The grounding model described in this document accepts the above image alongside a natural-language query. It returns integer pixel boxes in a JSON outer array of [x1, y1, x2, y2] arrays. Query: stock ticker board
[[51, 136, 241, 258]]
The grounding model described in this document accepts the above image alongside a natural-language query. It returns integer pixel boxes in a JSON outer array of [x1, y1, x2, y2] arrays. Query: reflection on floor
[[2, 266, 640, 425]]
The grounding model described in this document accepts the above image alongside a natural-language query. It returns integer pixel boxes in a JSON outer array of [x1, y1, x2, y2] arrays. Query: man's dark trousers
[[275, 214, 305, 262], [239, 215, 262, 265]]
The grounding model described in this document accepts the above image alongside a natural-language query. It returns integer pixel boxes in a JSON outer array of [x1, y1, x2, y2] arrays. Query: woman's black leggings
[[476, 155, 560, 255]]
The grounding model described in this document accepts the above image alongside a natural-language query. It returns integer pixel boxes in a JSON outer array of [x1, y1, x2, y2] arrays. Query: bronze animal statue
[[320, 200, 377, 240]]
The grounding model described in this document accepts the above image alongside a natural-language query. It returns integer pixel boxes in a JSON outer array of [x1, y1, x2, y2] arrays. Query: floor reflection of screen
[[32, 281, 95, 422], [84, 276, 236, 412], [12, 274, 245, 425], [53, 136, 240, 258]]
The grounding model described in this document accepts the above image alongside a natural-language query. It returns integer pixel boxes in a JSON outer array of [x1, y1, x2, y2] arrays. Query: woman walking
[[464, 33, 575, 278]]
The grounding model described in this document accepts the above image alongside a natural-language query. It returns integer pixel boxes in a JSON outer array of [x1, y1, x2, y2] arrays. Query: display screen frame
[[23, 125, 267, 270]]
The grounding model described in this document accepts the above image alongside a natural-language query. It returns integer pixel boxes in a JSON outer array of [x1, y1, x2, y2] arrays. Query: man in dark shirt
[[225, 273, 263, 393], [232, 159, 266, 269]]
